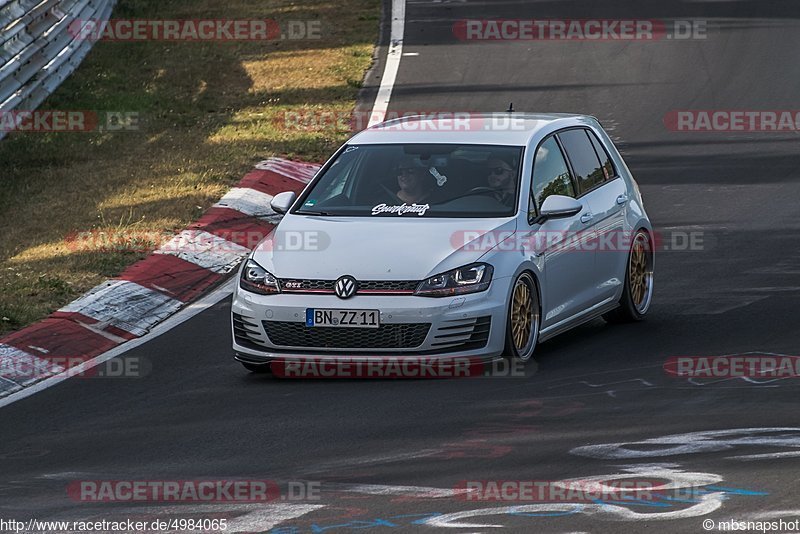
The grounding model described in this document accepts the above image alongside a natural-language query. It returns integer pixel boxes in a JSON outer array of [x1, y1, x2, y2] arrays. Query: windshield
[[293, 144, 524, 218]]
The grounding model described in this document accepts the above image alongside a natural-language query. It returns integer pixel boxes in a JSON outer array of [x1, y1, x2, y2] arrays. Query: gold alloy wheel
[[629, 233, 652, 312], [511, 278, 533, 350]]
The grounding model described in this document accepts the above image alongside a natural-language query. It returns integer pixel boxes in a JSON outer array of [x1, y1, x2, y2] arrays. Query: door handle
[[616, 194, 628, 205], [580, 213, 594, 224]]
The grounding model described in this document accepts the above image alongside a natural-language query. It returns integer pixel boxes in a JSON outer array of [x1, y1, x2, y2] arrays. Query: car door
[[527, 135, 597, 328], [557, 128, 623, 306], [584, 129, 629, 301]]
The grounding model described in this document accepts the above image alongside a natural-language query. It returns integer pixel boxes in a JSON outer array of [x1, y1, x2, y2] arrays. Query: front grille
[[263, 321, 431, 349], [430, 316, 492, 351], [278, 279, 418, 293], [232, 312, 268, 350], [359, 280, 419, 291]]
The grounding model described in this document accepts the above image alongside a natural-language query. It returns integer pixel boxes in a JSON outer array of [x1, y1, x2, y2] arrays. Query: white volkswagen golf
[[232, 113, 654, 371]]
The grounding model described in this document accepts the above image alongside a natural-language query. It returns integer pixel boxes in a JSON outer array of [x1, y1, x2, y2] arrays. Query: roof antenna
[[506, 102, 514, 113]]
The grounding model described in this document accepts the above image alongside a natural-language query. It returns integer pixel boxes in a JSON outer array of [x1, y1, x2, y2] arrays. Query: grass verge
[[0, 0, 379, 334]]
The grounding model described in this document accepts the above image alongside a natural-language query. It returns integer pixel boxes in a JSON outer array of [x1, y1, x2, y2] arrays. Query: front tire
[[504, 272, 540, 362], [603, 230, 654, 323]]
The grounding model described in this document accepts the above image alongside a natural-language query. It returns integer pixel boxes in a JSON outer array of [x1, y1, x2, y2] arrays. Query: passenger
[[485, 154, 517, 205]]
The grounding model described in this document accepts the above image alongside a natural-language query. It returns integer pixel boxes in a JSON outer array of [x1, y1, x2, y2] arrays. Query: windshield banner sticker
[[372, 203, 430, 216]]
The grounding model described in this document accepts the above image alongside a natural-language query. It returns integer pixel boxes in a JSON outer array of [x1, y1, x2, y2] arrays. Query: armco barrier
[[0, 0, 116, 140]]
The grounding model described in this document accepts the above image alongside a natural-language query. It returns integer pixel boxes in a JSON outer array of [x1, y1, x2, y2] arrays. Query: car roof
[[349, 112, 599, 146]]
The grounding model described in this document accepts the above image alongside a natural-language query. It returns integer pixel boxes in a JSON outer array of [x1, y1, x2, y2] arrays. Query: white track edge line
[[367, 0, 405, 127], [0, 280, 235, 409]]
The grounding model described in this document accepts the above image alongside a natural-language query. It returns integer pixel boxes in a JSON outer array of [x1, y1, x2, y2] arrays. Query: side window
[[558, 129, 605, 193], [587, 130, 616, 179], [531, 136, 576, 210]]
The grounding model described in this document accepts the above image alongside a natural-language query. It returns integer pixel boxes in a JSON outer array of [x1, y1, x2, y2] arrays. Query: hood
[[251, 214, 517, 280]]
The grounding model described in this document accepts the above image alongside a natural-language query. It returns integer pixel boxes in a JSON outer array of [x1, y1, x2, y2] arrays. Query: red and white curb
[[0, 158, 320, 398]]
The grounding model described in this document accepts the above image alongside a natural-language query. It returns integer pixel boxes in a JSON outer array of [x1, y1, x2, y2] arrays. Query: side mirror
[[270, 191, 297, 215], [536, 195, 582, 222]]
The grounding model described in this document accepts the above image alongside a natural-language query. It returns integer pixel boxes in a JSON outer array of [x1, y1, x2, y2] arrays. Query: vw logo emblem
[[334, 275, 358, 299]]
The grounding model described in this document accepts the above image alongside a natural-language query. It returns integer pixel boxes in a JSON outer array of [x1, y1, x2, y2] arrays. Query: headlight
[[415, 263, 493, 297], [240, 259, 280, 294]]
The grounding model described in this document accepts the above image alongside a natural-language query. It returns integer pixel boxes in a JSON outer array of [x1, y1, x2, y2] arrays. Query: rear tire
[[503, 272, 540, 362], [603, 230, 654, 323]]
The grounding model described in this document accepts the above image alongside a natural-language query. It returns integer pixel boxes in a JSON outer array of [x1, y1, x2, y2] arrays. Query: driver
[[394, 155, 435, 204], [485, 154, 517, 206]]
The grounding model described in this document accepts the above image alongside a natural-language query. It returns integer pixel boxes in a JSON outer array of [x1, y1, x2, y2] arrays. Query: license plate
[[305, 309, 380, 329]]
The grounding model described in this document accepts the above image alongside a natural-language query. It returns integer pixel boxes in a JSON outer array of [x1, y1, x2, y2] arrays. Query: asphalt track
[[3, 1, 800, 533]]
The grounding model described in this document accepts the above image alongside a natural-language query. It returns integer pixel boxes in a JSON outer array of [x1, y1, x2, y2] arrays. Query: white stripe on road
[[729, 451, 800, 461], [342, 483, 469, 498], [423, 492, 726, 528], [130, 503, 325, 533], [156, 229, 250, 274], [224, 503, 324, 533], [50, 503, 324, 534], [298, 449, 439, 475], [367, 0, 406, 127]]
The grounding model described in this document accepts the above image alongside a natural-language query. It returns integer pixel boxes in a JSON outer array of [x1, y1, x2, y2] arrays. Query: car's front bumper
[[231, 278, 510, 363]]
